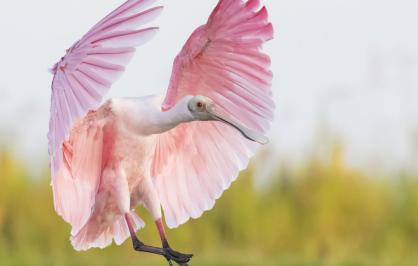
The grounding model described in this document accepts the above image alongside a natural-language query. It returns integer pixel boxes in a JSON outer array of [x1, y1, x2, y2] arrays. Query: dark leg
[[155, 218, 193, 265], [125, 214, 192, 265]]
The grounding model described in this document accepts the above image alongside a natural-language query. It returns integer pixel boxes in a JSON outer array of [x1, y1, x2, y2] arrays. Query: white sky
[[0, 0, 417, 173]]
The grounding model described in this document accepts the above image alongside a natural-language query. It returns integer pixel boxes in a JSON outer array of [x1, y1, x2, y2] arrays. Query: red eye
[[197, 102, 203, 108]]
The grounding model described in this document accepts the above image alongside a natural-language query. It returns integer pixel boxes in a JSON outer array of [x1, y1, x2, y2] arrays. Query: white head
[[186, 95, 268, 144]]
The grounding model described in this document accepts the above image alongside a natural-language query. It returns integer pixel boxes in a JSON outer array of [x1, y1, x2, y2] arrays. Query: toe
[[164, 248, 193, 263]]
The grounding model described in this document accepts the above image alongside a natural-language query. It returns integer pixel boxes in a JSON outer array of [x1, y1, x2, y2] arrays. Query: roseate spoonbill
[[48, 0, 274, 264]]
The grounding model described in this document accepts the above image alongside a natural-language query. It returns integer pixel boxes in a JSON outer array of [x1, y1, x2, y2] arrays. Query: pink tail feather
[[71, 211, 145, 251]]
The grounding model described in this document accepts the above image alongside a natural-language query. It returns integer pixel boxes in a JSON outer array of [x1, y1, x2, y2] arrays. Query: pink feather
[[48, 0, 162, 248], [48, 0, 162, 177], [155, 0, 274, 228]]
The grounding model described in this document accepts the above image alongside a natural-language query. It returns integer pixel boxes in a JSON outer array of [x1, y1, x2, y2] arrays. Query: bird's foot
[[163, 247, 193, 265], [132, 238, 192, 265]]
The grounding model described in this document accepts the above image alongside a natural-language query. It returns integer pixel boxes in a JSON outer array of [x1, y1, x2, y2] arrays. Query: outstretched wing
[[49, 0, 163, 176], [153, 0, 274, 228]]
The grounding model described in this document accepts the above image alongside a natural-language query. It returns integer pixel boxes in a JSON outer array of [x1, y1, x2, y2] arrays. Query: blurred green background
[[1, 144, 418, 266]]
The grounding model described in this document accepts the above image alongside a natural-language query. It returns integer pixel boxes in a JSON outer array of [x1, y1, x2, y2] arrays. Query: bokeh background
[[1, 0, 418, 265]]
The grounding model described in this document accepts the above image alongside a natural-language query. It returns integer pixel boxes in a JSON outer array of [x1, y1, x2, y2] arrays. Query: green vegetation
[[1, 147, 418, 266]]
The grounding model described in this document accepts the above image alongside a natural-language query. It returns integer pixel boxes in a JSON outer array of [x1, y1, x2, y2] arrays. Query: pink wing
[[52, 118, 105, 235], [153, 0, 274, 228], [48, 0, 163, 176]]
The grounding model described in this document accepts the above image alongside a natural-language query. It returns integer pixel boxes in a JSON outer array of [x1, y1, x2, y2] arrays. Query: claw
[[163, 247, 193, 265]]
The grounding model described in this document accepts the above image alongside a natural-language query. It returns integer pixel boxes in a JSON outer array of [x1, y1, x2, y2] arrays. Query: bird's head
[[187, 95, 269, 144], [187, 95, 214, 121]]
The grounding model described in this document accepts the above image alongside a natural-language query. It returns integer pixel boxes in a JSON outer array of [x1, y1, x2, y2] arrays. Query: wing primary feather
[[101, 6, 163, 33], [66, 73, 99, 109], [91, 27, 159, 47], [82, 58, 125, 71], [76, 66, 111, 89]]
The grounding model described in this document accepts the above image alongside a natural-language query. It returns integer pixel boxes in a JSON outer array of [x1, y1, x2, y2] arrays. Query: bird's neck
[[113, 96, 194, 136], [149, 97, 195, 134]]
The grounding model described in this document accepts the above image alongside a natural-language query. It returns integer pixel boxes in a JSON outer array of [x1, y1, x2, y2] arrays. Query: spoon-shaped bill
[[207, 105, 269, 145]]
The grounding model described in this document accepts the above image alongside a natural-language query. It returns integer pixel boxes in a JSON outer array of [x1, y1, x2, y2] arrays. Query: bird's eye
[[197, 102, 203, 109]]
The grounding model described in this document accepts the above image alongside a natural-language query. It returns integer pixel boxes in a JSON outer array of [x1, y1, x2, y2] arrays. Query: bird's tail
[[71, 211, 145, 251]]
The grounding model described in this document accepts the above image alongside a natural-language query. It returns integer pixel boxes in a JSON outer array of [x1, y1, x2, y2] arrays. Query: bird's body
[[59, 95, 193, 249], [48, 0, 274, 264]]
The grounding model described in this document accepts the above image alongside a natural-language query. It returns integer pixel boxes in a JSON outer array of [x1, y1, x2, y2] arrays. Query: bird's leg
[[156, 218, 193, 265], [156, 218, 170, 249], [125, 214, 192, 265], [125, 214, 166, 256]]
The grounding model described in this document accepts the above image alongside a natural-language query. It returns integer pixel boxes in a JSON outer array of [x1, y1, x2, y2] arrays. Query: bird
[[48, 0, 274, 265]]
